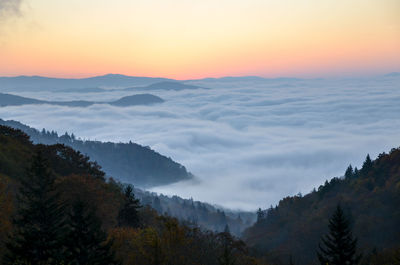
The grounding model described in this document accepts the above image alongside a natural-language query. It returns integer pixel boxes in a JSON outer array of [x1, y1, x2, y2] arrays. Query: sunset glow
[[1, 0, 399, 79]]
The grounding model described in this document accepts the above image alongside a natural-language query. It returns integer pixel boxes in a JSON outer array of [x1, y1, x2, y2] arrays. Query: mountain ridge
[[243, 148, 400, 264], [0, 119, 191, 187], [0, 92, 164, 107]]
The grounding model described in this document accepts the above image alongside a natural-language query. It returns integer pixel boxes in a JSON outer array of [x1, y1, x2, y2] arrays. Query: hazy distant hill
[[0, 74, 173, 91], [0, 119, 192, 187], [384, 72, 400, 77], [125, 81, 205, 91], [133, 187, 256, 236], [2, 73, 397, 93], [0, 92, 44, 106], [0, 92, 164, 107], [186, 76, 304, 83], [110, 93, 164, 106]]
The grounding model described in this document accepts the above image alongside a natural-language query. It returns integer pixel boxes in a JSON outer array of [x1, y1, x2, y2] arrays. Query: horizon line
[[0, 72, 399, 81]]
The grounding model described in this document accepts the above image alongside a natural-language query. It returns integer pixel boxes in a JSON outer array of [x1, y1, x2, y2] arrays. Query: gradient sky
[[0, 0, 399, 79]]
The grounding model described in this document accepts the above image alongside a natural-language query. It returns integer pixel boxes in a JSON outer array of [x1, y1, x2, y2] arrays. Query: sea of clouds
[[1, 76, 399, 210]]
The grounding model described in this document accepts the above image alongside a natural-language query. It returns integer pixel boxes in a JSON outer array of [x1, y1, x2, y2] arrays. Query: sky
[[0, 76, 399, 210], [0, 0, 399, 79]]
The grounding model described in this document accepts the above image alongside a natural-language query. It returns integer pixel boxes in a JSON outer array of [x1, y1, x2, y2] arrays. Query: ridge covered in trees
[[244, 148, 400, 264], [317, 204, 362, 265], [0, 120, 255, 236], [0, 119, 192, 187], [133, 188, 256, 237], [1, 124, 399, 264], [0, 125, 265, 264]]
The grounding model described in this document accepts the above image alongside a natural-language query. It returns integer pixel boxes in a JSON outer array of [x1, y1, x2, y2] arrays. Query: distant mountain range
[[0, 74, 307, 92], [0, 74, 173, 91], [0, 75, 206, 92], [0, 119, 192, 187], [187, 76, 304, 83], [384, 72, 400, 77], [0, 92, 164, 107], [2, 73, 397, 93], [124, 81, 205, 91]]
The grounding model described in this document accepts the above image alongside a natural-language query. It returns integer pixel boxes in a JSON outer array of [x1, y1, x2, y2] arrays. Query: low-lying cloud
[[1, 76, 399, 210], [0, 0, 23, 19]]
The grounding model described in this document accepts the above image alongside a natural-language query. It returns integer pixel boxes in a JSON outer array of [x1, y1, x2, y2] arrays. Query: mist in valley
[[1, 75, 399, 210]]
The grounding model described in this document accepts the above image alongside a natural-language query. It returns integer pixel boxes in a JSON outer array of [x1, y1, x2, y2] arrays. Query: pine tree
[[353, 167, 359, 178], [218, 231, 236, 265], [344, 164, 354, 179], [217, 228, 245, 265], [4, 151, 66, 264], [256, 208, 265, 222], [361, 154, 373, 175], [224, 224, 231, 234], [152, 197, 162, 213], [117, 185, 141, 228], [64, 200, 118, 265], [317, 205, 361, 265]]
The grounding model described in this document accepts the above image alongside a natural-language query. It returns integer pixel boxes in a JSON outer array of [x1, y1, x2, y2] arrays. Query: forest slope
[[0, 125, 264, 265], [244, 148, 400, 264], [0, 119, 191, 187]]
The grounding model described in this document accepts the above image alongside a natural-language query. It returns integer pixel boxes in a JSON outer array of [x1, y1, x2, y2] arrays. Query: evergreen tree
[[361, 154, 373, 175], [353, 167, 359, 178], [4, 151, 66, 264], [317, 205, 361, 265], [65, 200, 118, 265], [152, 197, 163, 213], [218, 231, 236, 265], [345, 164, 354, 179], [224, 224, 231, 234], [217, 229, 245, 265], [117, 185, 141, 228], [256, 208, 265, 222]]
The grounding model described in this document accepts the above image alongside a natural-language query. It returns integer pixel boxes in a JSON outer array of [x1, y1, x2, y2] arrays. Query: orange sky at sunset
[[0, 0, 399, 79]]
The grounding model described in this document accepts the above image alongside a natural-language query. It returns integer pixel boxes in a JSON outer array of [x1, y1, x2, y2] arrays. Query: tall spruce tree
[[361, 154, 373, 175], [317, 204, 361, 265], [4, 151, 66, 264], [344, 164, 354, 179], [256, 208, 265, 223], [117, 185, 141, 228], [64, 200, 118, 265]]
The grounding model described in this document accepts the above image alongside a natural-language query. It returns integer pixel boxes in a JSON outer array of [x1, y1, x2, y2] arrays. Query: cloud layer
[[1, 76, 399, 210], [0, 0, 22, 19]]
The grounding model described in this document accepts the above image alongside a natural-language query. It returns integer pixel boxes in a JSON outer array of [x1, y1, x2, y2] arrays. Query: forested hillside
[[244, 149, 400, 264], [1, 124, 399, 264], [0, 119, 255, 235], [0, 125, 265, 265], [0, 119, 192, 187], [133, 188, 256, 236]]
